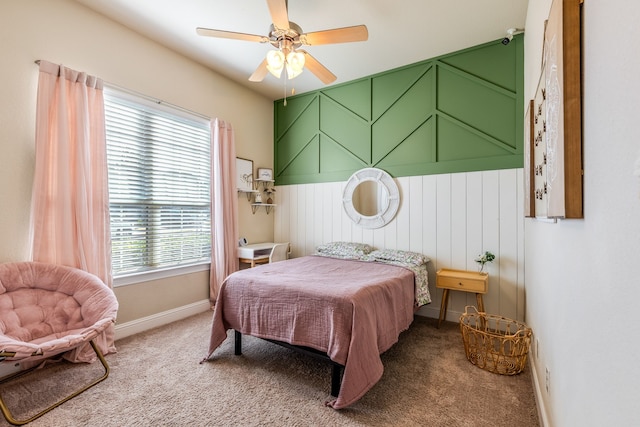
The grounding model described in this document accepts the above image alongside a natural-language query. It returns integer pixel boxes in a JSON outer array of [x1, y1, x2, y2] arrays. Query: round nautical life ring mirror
[[342, 168, 400, 229]]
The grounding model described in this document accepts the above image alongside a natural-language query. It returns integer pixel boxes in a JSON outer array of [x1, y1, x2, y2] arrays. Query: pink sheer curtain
[[30, 60, 115, 360], [209, 119, 239, 304]]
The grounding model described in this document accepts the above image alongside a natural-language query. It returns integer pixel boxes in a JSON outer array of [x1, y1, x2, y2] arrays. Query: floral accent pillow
[[314, 241, 375, 260], [367, 249, 432, 306], [368, 249, 430, 266]]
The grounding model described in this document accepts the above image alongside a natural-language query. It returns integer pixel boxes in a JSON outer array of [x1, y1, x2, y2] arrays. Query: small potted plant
[[475, 251, 495, 273], [264, 187, 276, 204]]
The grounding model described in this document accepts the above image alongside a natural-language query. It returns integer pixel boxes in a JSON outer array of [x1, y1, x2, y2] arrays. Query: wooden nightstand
[[436, 269, 488, 327]]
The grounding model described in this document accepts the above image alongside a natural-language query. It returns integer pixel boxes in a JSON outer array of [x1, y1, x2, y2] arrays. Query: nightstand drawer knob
[[458, 282, 463, 286]]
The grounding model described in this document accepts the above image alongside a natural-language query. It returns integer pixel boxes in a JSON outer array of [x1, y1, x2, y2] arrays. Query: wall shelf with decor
[[253, 167, 276, 210], [525, 0, 583, 220], [238, 189, 260, 201], [251, 203, 276, 215], [254, 179, 274, 188], [256, 168, 273, 183]]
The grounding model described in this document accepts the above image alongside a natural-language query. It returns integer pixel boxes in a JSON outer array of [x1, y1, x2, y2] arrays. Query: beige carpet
[[0, 312, 539, 426]]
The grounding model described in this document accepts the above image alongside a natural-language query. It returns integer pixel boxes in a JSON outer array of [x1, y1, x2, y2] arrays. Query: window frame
[[104, 87, 212, 286]]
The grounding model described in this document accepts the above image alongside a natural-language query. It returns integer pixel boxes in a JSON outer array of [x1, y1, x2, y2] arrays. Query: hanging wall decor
[[236, 157, 254, 192], [524, 99, 535, 218], [525, 0, 583, 220]]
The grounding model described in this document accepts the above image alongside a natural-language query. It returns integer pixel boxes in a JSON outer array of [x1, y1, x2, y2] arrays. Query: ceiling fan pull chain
[[283, 74, 287, 106]]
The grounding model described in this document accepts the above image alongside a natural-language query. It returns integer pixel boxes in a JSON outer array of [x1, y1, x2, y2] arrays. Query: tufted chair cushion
[[0, 262, 118, 361]]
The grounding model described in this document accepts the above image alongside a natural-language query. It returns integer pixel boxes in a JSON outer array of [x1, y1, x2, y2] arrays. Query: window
[[104, 88, 211, 278]]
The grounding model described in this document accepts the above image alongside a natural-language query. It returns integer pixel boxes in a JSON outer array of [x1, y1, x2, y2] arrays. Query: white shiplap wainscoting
[[274, 169, 525, 323]]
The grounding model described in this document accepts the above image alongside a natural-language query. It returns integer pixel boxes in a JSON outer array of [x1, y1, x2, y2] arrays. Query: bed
[[203, 244, 431, 409]]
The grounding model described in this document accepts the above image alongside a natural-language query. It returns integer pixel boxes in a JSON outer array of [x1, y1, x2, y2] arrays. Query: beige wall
[[0, 0, 274, 324], [524, 1, 640, 425]]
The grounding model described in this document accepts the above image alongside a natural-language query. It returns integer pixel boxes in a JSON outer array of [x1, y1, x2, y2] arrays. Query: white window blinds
[[104, 89, 211, 276]]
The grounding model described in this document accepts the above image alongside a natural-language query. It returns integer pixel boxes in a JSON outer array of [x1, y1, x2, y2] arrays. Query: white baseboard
[[529, 361, 550, 427], [114, 299, 211, 341]]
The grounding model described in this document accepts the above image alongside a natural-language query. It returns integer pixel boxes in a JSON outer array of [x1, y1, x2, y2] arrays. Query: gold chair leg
[[0, 340, 110, 426]]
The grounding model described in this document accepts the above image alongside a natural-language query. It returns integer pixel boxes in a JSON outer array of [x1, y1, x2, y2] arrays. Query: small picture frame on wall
[[236, 157, 253, 191], [257, 168, 273, 181]]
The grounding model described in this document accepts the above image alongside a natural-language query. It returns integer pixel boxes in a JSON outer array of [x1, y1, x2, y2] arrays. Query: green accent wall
[[274, 35, 524, 185]]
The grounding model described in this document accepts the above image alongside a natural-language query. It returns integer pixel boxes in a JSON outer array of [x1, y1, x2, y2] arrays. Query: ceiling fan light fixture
[[197, 0, 368, 85], [285, 51, 305, 79], [266, 50, 285, 78]]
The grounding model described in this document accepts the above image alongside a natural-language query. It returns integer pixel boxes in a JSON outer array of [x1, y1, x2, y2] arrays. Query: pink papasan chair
[[0, 261, 118, 425]]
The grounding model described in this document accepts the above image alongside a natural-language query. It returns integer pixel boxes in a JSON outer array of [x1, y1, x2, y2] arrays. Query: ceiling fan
[[196, 0, 368, 84]]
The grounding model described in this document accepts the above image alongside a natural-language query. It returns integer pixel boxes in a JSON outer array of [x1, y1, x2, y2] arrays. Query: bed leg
[[330, 364, 342, 397], [234, 330, 242, 355]]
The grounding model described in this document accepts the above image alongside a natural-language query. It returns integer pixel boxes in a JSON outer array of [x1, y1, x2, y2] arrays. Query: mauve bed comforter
[[205, 255, 416, 409]]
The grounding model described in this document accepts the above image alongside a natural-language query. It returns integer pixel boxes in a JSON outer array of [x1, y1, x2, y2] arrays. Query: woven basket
[[459, 306, 532, 375]]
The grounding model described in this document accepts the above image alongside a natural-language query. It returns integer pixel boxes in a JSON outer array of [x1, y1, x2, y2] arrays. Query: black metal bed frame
[[234, 330, 343, 397]]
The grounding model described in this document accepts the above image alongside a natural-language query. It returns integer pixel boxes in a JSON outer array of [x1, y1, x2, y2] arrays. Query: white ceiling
[[74, 0, 529, 100]]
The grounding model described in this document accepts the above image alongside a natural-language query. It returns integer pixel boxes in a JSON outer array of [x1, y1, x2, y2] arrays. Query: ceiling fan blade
[[196, 27, 268, 43], [301, 25, 368, 46], [267, 0, 290, 30], [299, 50, 336, 84], [249, 59, 269, 82]]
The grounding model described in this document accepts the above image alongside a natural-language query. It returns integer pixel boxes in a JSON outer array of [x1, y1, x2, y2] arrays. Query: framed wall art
[[257, 168, 273, 181], [236, 157, 254, 191], [525, 0, 583, 220], [524, 99, 535, 218]]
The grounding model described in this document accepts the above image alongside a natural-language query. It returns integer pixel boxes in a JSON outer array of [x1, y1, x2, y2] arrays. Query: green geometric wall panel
[[274, 34, 524, 185], [376, 118, 435, 173], [437, 116, 512, 162], [322, 80, 371, 121], [277, 135, 320, 178], [275, 97, 318, 172], [275, 93, 317, 139], [372, 69, 433, 165], [372, 63, 432, 120], [320, 135, 367, 173], [437, 66, 516, 148], [319, 96, 370, 164], [440, 42, 519, 91]]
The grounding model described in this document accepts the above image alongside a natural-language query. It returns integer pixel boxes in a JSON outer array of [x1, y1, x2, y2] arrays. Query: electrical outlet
[[545, 367, 550, 394]]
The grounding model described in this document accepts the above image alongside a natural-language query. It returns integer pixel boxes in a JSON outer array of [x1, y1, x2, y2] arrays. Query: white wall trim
[[530, 361, 549, 427], [114, 299, 211, 341], [113, 263, 210, 287]]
